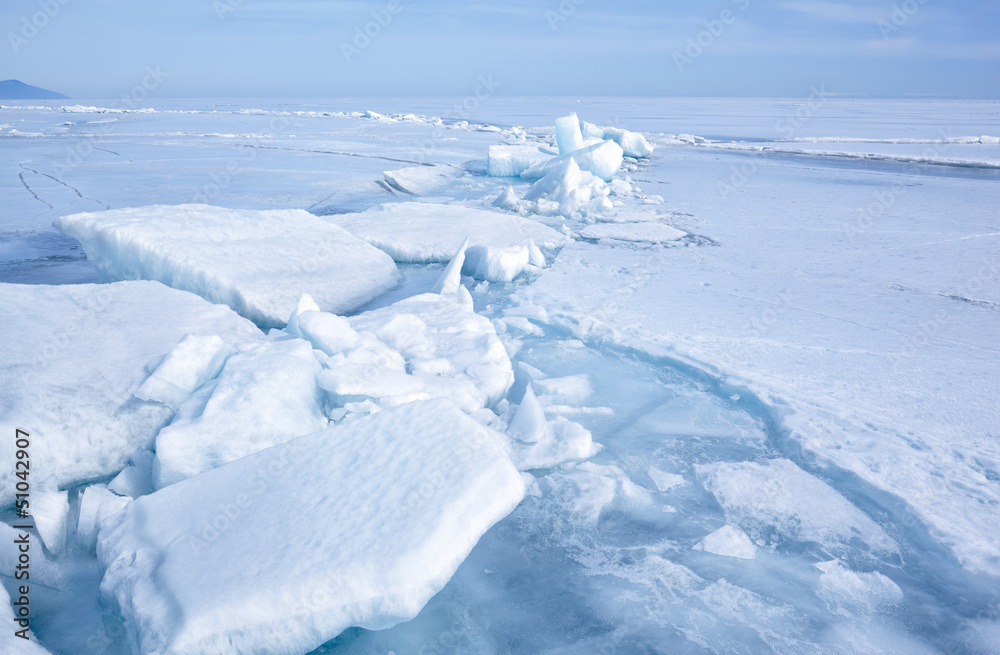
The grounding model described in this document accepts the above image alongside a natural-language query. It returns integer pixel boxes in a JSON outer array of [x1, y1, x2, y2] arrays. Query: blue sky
[[1, 0, 997, 98]]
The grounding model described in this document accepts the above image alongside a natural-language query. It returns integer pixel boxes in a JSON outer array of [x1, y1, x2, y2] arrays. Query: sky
[[1, 0, 998, 98]]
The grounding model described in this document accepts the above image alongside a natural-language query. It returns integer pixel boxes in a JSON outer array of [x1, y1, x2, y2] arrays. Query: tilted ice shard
[[98, 400, 525, 655]]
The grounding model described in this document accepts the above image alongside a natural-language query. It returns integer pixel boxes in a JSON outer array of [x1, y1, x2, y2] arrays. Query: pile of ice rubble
[[0, 263, 601, 653], [487, 112, 657, 218]]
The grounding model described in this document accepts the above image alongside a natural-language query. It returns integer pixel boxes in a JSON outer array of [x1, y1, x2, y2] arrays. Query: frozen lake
[[2, 97, 999, 654]]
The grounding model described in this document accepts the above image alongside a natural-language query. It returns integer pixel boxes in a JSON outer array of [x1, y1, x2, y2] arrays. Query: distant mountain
[[0, 80, 68, 100]]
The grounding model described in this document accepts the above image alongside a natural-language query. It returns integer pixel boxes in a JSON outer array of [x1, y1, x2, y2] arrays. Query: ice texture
[[54, 204, 401, 328], [602, 126, 655, 158], [152, 338, 327, 488], [522, 159, 613, 217], [98, 400, 525, 655], [0, 282, 260, 505], [1, 583, 54, 654]]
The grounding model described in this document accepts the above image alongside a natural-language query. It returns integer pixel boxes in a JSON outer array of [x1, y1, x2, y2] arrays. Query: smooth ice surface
[[32, 484, 70, 557], [153, 338, 327, 488], [581, 222, 686, 243], [54, 204, 401, 327], [326, 202, 566, 265], [0, 282, 260, 504], [98, 400, 525, 655]]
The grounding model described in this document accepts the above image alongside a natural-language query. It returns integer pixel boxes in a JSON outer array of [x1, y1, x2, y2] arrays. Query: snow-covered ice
[[98, 400, 524, 655], [54, 204, 401, 327], [0, 282, 260, 503]]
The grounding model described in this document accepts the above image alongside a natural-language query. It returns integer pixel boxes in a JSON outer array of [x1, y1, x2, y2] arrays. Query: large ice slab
[[0, 282, 260, 505], [98, 400, 525, 655], [54, 204, 401, 328], [326, 202, 566, 269]]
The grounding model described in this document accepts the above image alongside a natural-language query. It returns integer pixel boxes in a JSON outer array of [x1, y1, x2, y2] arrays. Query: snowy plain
[[1, 96, 999, 654]]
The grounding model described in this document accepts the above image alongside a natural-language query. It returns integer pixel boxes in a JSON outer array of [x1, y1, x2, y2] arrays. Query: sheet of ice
[[487, 145, 551, 177], [152, 338, 327, 488], [520, 140, 624, 182], [581, 222, 686, 244], [54, 204, 401, 327], [98, 400, 525, 655], [382, 165, 463, 195], [108, 452, 155, 499], [815, 560, 903, 618], [0, 282, 260, 505], [693, 524, 756, 560], [696, 459, 897, 557], [32, 483, 70, 557], [325, 202, 566, 265], [75, 484, 131, 552], [554, 113, 585, 155]]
